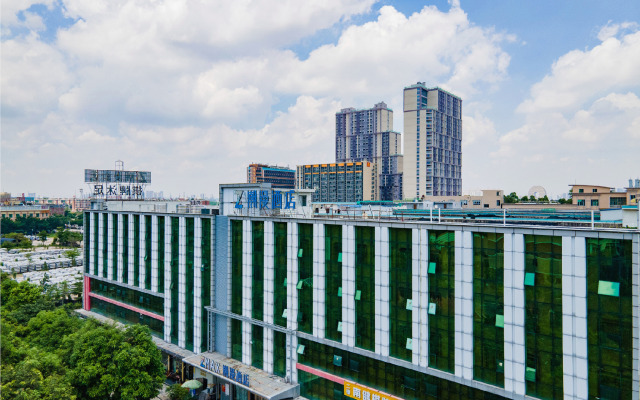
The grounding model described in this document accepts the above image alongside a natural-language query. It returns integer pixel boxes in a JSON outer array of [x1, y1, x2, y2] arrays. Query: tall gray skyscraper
[[335, 102, 403, 200], [403, 83, 462, 199]]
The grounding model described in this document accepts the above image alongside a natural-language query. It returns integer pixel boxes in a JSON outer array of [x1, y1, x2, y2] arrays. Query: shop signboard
[[344, 380, 403, 400], [200, 356, 250, 387]]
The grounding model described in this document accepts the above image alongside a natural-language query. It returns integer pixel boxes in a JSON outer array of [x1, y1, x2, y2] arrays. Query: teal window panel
[[333, 355, 342, 366], [406, 299, 412, 310], [428, 262, 436, 274], [338, 287, 342, 297], [497, 361, 504, 373], [406, 338, 413, 350], [298, 249, 303, 257], [495, 314, 504, 328], [428, 303, 436, 315], [337, 321, 342, 332], [282, 309, 288, 318], [524, 272, 535, 286], [297, 344, 305, 354], [337, 252, 342, 262], [283, 278, 287, 287], [525, 367, 536, 382], [296, 280, 304, 290], [355, 290, 361, 301], [598, 280, 620, 296]]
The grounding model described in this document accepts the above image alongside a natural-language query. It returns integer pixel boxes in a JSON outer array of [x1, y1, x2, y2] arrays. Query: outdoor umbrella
[[181, 380, 203, 389]]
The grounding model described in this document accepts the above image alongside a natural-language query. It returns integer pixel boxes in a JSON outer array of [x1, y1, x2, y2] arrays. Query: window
[[484, 204, 489, 208], [592, 188, 597, 193], [578, 188, 584, 193], [473, 200, 481, 206], [496, 200, 501, 206], [610, 197, 627, 207], [591, 200, 599, 206], [577, 199, 586, 206]]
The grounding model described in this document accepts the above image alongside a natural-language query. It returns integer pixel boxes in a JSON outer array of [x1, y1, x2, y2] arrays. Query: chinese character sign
[[235, 190, 296, 212], [344, 381, 402, 400]]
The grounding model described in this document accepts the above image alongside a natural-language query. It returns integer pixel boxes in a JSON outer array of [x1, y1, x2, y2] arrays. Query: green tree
[[53, 228, 82, 248], [64, 322, 164, 400], [167, 384, 191, 400], [1, 233, 33, 249], [38, 230, 48, 243], [528, 195, 536, 202], [503, 192, 519, 204], [24, 309, 81, 351], [65, 249, 80, 266]]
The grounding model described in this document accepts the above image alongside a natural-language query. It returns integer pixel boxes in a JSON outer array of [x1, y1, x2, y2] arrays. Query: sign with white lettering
[[234, 189, 295, 210], [344, 380, 403, 400], [200, 356, 250, 387]]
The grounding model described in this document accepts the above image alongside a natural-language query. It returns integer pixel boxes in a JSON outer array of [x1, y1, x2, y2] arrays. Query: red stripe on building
[[88, 292, 165, 321], [296, 363, 345, 385]]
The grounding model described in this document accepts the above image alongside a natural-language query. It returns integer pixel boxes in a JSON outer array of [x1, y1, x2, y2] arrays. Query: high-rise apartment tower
[[403, 83, 462, 199], [335, 102, 403, 200]]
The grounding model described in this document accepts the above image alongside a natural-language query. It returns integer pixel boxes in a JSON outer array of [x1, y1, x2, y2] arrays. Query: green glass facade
[[122, 214, 129, 283], [389, 228, 412, 361], [90, 297, 163, 338], [355, 226, 375, 351], [231, 318, 242, 362], [273, 330, 286, 377], [201, 218, 211, 351], [274, 222, 287, 328], [231, 220, 243, 315], [252, 221, 264, 321], [157, 216, 164, 293], [133, 214, 140, 286], [170, 217, 179, 345], [144, 215, 152, 290], [93, 213, 99, 275], [586, 238, 632, 400], [428, 231, 455, 372], [90, 278, 164, 315], [297, 338, 506, 400], [524, 235, 563, 399], [473, 232, 504, 387], [112, 214, 118, 280], [102, 213, 108, 278], [325, 224, 342, 342], [297, 223, 313, 334], [298, 370, 345, 400], [84, 212, 90, 274], [251, 325, 264, 369], [185, 218, 195, 351]]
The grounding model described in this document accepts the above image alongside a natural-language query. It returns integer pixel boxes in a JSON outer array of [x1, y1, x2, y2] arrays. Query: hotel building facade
[[81, 188, 639, 400]]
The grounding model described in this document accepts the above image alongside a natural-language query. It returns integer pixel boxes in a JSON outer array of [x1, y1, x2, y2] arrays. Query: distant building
[[247, 164, 295, 189], [0, 205, 50, 220], [414, 190, 504, 209], [403, 83, 462, 199], [335, 102, 403, 200], [296, 161, 376, 203], [570, 184, 640, 210]]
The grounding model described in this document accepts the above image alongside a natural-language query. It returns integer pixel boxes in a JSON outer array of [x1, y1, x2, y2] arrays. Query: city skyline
[[2, 0, 639, 198]]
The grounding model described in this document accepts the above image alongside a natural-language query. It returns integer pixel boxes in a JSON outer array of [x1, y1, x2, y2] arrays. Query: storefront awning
[[182, 352, 299, 400]]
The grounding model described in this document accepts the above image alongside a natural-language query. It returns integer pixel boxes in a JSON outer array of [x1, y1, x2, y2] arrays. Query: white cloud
[[517, 26, 640, 114]]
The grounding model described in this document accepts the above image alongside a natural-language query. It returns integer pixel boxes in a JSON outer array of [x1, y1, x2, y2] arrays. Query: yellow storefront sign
[[343, 380, 403, 400]]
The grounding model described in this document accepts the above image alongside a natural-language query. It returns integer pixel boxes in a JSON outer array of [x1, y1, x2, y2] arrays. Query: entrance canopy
[[182, 352, 299, 400]]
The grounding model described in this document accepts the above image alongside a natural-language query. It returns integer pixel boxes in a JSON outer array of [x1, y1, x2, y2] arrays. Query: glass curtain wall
[[355, 226, 375, 351], [273, 330, 286, 377], [389, 228, 412, 361], [325, 224, 342, 342], [157, 216, 164, 293], [102, 213, 108, 278], [428, 231, 455, 372], [586, 238, 632, 399], [122, 214, 129, 284], [170, 217, 179, 345], [144, 215, 152, 290], [185, 218, 195, 351], [93, 213, 99, 275], [201, 218, 211, 351], [84, 212, 90, 274], [524, 235, 563, 399], [273, 222, 287, 328], [252, 221, 264, 369], [472, 232, 504, 387], [230, 220, 243, 361], [297, 223, 313, 334], [133, 214, 140, 286], [112, 214, 118, 280]]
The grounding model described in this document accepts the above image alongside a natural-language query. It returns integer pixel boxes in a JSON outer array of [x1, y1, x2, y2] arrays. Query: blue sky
[[2, 0, 639, 198]]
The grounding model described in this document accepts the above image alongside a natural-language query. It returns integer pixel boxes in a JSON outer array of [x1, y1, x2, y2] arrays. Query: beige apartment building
[[570, 184, 639, 210], [0, 205, 51, 220], [418, 189, 504, 209], [296, 162, 376, 203]]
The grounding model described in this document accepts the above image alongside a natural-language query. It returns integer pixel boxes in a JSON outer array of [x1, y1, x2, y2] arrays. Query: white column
[[128, 215, 135, 284], [117, 214, 124, 283], [151, 216, 159, 292], [139, 215, 146, 287], [313, 223, 325, 338], [98, 213, 104, 277], [454, 230, 473, 380], [342, 225, 356, 348], [562, 236, 588, 400], [263, 221, 275, 374], [107, 213, 113, 279], [163, 216, 172, 342], [178, 217, 186, 348], [287, 222, 298, 331], [242, 220, 252, 365], [377, 227, 390, 357], [633, 235, 639, 400], [193, 217, 202, 354], [504, 233, 526, 394]]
